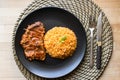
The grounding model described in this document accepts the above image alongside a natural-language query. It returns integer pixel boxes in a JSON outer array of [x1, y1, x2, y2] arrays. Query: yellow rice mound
[[44, 27, 77, 59]]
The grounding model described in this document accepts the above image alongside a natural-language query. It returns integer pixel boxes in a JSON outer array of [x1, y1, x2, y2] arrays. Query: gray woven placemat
[[12, 0, 113, 80]]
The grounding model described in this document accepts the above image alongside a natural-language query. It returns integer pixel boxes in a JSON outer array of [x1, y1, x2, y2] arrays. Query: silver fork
[[89, 16, 96, 68]]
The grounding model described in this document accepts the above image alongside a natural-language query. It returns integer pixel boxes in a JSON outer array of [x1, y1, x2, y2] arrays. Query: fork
[[89, 16, 96, 68]]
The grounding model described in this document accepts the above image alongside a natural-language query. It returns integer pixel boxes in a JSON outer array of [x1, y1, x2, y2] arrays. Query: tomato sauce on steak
[[20, 21, 46, 61]]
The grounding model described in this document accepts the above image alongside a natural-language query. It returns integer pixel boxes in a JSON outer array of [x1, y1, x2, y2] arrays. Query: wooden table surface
[[0, 0, 120, 80]]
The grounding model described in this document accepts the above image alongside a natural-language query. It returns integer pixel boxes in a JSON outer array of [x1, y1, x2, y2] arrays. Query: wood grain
[[0, 0, 120, 80]]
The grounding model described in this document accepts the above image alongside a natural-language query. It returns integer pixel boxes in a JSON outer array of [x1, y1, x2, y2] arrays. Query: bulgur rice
[[44, 27, 77, 59]]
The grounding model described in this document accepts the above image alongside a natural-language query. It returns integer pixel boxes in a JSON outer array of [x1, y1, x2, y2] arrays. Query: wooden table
[[0, 0, 120, 80]]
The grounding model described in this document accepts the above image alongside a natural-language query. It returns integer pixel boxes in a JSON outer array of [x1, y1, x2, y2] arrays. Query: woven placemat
[[12, 0, 113, 80]]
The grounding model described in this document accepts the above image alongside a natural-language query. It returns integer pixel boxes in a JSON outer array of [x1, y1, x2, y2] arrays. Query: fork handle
[[90, 36, 94, 68]]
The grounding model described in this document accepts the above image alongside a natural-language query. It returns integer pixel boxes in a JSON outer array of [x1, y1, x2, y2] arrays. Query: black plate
[[15, 7, 86, 78]]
